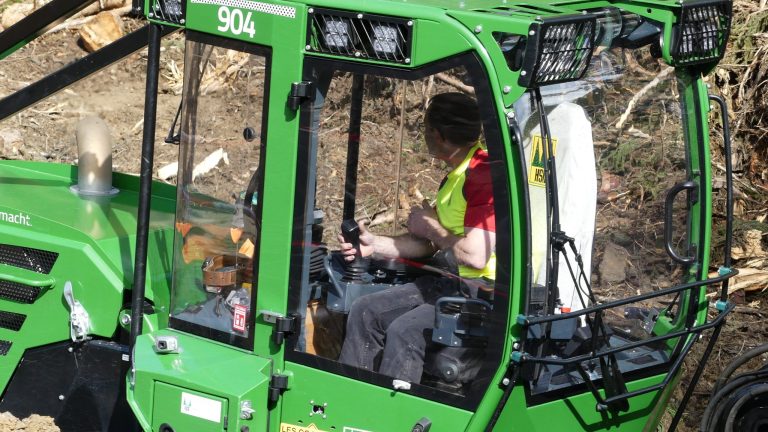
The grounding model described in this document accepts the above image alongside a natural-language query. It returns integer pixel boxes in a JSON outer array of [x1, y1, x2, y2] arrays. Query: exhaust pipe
[[71, 116, 119, 196]]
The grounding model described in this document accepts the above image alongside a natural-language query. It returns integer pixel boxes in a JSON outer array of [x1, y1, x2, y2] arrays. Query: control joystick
[[341, 219, 369, 282]]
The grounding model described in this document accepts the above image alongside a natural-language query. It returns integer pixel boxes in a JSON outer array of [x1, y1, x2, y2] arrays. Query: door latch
[[63, 281, 91, 342]]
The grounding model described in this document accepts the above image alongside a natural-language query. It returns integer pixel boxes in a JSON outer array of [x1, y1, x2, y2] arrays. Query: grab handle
[[664, 180, 698, 265]]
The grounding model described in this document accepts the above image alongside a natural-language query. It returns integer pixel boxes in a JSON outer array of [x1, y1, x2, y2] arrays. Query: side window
[[169, 35, 269, 349], [288, 59, 508, 405], [518, 43, 695, 398]]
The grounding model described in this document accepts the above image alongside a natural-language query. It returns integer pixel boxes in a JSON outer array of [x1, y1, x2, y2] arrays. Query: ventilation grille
[[307, 8, 413, 64], [0, 341, 10, 356], [0, 280, 42, 304], [672, 0, 731, 66], [0, 311, 25, 332], [0, 244, 58, 274]]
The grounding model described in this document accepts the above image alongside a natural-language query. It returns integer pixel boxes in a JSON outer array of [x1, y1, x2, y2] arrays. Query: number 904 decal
[[217, 6, 256, 38]]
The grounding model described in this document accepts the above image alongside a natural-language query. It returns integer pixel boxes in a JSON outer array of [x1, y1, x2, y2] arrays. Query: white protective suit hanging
[[521, 101, 598, 312]]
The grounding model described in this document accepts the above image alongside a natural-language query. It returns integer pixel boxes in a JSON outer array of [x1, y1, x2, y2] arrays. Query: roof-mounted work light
[[148, 0, 184, 25], [323, 18, 354, 50], [671, 0, 732, 66], [518, 14, 597, 88], [307, 8, 413, 64]]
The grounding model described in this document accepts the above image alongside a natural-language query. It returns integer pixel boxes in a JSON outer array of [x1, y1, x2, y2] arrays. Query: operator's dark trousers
[[338, 275, 469, 383]]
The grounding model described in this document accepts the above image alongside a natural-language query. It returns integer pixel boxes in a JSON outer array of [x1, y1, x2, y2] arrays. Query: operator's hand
[[407, 200, 441, 241], [338, 221, 375, 261]]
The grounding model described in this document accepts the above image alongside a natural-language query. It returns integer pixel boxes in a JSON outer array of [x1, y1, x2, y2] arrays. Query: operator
[[337, 92, 496, 384]]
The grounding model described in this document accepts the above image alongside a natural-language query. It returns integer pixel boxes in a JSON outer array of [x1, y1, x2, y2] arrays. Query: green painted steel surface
[[0, 0, 730, 427], [0, 161, 175, 391], [128, 330, 272, 431]]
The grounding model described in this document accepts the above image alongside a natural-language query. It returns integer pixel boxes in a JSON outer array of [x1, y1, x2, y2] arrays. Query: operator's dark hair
[[425, 92, 482, 148]]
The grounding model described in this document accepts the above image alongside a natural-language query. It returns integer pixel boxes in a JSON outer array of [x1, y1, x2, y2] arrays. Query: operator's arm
[[407, 204, 495, 270], [370, 232, 436, 259], [338, 222, 436, 261]]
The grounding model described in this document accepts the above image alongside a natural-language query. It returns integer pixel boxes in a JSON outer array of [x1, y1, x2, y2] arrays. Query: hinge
[[288, 81, 313, 110], [260, 311, 297, 345], [273, 315, 297, 345], [268, 374, 290, 404]]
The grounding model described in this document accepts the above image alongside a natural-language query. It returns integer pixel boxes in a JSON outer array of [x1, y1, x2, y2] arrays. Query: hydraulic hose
[[700, 342, 768, 431]]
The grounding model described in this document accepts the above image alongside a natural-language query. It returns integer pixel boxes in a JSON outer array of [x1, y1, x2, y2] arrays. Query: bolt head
[[521, 71, 527, 76], [474, 24, 483, 33], [179, 18, 185, 24], [503, 85, 511, 94], [357, 13, 363, 19], [405, 58, 411, 64], [58, 395, 65, 401], [529, 30, 535, 36], [308, 7, 314, 13], [407, 20, 413, 26]]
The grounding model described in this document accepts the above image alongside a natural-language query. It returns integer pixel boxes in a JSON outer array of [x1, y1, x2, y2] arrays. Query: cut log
[[78, 11, 124, 53]]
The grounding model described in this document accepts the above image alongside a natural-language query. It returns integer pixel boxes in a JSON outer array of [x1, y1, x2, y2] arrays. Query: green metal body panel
[[0, 161, 175, 390], [493, 376, 665, 431], [131, 0, 723, 428], [0, 0, 730, 428], [128, 330, 272, 432]]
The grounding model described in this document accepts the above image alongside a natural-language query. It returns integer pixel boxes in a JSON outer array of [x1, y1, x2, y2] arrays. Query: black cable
[[714, 343, 768, 394], [668, 324, 724, 431], [700, 359, 768, 430], [484, 366, 520, 431]]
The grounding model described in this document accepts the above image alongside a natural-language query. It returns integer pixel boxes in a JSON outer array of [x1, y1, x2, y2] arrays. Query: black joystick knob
[[341, 219, 362, 258], [341, 219, 368, 281]]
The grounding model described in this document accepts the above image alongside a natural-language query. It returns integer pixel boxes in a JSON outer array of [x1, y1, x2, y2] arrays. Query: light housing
[[671, 0, 732, 66], [307, 8, 412, 64], [148, 0, 184, 25], [518, 14, 597, 88]]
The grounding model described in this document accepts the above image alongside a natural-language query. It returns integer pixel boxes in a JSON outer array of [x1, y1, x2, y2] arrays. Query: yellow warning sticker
[[281, 423, 328, 432], [528, 134, 558, 187]]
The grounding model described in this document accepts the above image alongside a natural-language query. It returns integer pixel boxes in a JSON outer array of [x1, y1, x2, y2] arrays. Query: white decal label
[[217, 6, 256, 38], [343, 427, 373, 432], [180, 392, 222, 423], [0, 211, 31, 226]]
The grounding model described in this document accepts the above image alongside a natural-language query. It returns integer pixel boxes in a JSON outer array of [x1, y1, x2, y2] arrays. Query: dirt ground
[[0, 10, 766, 432]]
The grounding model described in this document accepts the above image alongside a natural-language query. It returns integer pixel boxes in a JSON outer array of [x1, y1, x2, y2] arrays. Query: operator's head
[[424, 92, 482, 162]]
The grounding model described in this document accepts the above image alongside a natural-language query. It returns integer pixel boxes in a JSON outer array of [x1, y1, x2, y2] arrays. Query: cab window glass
[[518, 43, 692, 396], [288, 59, 508, 405], [169, 35, 269, 349]]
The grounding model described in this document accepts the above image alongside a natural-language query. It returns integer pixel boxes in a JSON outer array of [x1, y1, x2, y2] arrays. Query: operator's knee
[[385, 314, 428, 353], [347, 295, 376, 328]]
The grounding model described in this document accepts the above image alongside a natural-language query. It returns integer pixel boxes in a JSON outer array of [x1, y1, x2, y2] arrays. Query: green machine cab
[[0, 0, 741, 430]]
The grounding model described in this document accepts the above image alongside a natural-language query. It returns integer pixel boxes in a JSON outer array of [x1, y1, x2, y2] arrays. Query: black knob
[[243, 127, 256, 142], [341, 219, 361, 258]]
